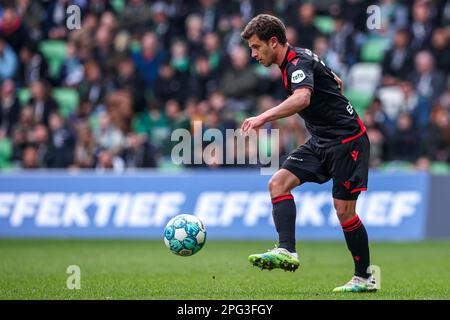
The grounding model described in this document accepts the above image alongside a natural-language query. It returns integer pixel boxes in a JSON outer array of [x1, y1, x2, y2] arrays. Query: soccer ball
[[164, 214, 207, 256]]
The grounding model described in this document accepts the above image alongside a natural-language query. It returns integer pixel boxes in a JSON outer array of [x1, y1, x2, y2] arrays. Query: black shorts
[[281, 134, 370, 200]]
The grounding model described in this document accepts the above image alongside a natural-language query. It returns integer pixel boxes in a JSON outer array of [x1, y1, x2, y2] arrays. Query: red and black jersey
[[280, 46, 366, 147]]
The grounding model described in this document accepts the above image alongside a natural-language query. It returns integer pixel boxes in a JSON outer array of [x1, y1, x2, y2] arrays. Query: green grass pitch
[[0, 239, 449, 300]]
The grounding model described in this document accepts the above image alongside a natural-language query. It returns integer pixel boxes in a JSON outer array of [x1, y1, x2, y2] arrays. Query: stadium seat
[[344, 89, 373, 116], [111, 0, 125, 13], [158, 158, 184, 172], [39, 40, 67, 78], [0, 138, 12, 169], [430, 162, 450, 175], [17, 88, 31, 106], [377, 86, 405, 120], [379, 161, 413, 172], [52, 88, 79, 118], [360, 37, 391, 63], [346, 63, 381, 94], [313, 16, 335, 34]]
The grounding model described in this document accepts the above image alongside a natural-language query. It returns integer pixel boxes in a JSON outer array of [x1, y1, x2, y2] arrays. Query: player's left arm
[[241, 88, 312, 133]]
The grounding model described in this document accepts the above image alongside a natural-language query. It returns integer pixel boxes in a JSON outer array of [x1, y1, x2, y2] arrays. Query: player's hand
[[241, 116, 265, 134]]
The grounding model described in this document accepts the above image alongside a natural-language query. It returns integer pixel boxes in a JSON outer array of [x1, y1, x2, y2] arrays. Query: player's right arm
[[241, 87, 311, 133]]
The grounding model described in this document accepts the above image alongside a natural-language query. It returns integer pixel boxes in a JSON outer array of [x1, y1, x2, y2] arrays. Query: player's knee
[[268, 177, 290, 197], [334, 203, 354, 222]]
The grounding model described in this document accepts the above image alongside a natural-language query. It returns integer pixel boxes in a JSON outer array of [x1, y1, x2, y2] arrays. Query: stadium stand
[[0, 0, 448, 172]]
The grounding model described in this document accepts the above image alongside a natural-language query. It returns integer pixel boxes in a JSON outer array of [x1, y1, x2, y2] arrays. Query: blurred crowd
[[0, 0, 449, 171]]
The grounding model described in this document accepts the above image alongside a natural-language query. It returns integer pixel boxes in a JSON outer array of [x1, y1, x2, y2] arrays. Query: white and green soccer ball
[[164, 214, 207, 256]]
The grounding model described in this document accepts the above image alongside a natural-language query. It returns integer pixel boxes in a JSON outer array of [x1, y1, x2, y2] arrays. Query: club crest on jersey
[[291, 70, 305, 83]]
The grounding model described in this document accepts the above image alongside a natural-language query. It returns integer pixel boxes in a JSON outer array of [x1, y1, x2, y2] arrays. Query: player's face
[[247, 34, 275, 67]]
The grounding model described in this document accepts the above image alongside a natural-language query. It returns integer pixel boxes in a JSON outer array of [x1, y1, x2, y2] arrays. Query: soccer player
[[240, 14, 376, 293]]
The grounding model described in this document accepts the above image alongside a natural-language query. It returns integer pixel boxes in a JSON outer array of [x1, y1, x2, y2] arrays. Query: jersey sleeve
[[287, 57, 314, 93]]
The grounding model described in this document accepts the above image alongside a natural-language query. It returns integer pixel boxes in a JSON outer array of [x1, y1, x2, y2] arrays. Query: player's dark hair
[[241, 14, 287, 45]]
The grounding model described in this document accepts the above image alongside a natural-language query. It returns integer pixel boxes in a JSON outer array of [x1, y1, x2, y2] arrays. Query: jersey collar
[[280, 45, 297, 71]]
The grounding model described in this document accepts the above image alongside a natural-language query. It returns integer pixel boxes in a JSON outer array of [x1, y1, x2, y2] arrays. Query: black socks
[[271, 194, 297, 253], [341, 215, 371, 278]]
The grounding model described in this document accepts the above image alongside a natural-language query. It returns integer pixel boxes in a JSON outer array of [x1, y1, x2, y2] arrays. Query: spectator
[[0, 6, 29, 53], [72, 122, 96, 168], [364, 110, 386, 167], [169, 40, 190, 76], [295, 3, 319, 50], [313, 35, 345, 76], [203, 32, 222, 72], [407, 50, 446, 103], [189, 55, 219, 101], [423, 107, 450, 162], [132, 32, 166, 88], [95, 149, 125, 173], [78, 60, 105, 109], [113, 56, 146, 113], [150, 1, 175, 50], [387, 112, 421, 162], [382, 28, 415, 86], [21, 144, 39, 169], [86, 0, 112, 16], [162, 99, 191, 157], [197, 0, 221, 34], [12, 107, 35, 163], [121, 0, 153, 35], [285, 26, 299, 47], [219, 45, 258, 112], [31, 123, 50, 167], [28, 80, 58, 127], [93, 26, 115, 74], [409, 1, 434, 51], [44, 0, 70, 40], [0, 0, 447, 171], [121, 132, 157, 168], [94, 111, 125, 155], [0, 35, 18, 81], [15, 0, 46, 42], [132, 100, 170, 153], [59, 41, 84, 87], [329, 13, 358, 66], [154, 62, 185, 104], [46, 112, 75, 168], [18, 42, 49, 87], [430, 28, 450, 76], [105, 89, 134, 133], [223, 14, 244, 55], [0, 79, 21, 137], [185, 13, 205, 60]]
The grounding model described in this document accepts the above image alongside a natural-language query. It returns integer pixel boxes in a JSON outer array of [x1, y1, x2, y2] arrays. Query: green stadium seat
[[234, 111, 249, 124], [430, 162, 450, 175], [379, 161, 413, 172], [314, 16, 335, 34], [360, 37, 391, 63], [111, 0, 125, 13], [158, 158, 184, 172], [0, 138, 12, 169], [52, 88, 79, 118], [343, 89, 373, 116], [17, 88, 31, 106], [39, 40, 68, 78]]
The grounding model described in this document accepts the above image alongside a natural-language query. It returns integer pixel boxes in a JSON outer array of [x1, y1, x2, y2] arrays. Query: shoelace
[[347, 276, 365, 286], [267, 246, 291, 256]]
